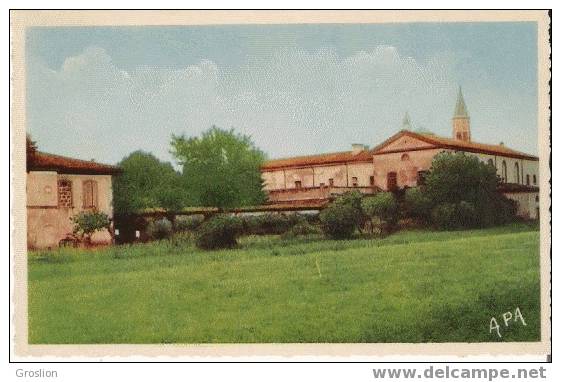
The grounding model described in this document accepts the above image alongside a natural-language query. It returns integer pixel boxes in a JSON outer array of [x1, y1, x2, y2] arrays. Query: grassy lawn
[[28, 222, 540, 344]]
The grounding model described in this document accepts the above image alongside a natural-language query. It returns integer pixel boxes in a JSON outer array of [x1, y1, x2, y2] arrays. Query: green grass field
[[28, 223, 540, 344]]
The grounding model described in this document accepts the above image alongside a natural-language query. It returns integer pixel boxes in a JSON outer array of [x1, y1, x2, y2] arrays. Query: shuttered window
[[82, 180, 98, 209]]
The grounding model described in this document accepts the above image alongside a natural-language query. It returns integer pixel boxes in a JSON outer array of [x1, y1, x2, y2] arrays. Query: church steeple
[[402, 112, 412, 130], [452, 86, 471, 141]]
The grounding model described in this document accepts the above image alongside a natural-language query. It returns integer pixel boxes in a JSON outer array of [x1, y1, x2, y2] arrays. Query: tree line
[[113, 126, 267, 214]]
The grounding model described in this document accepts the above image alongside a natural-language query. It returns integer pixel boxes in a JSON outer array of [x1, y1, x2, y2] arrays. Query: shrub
[[70, 210, 111, 244], [403, 187, 433, 221], [319, 202, 361, 239], [431, 203, 458, 230], [431, 201, 477, 230], [362, 192, 399, 233], [195, 215, 243, 250], [241, 213, 305, 235], [281, 221, 321, 239], [174, 215, 204, 232], [146, 218, 173, 240]]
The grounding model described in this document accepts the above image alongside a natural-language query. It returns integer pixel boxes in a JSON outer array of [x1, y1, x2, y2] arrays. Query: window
[[526, 174, 530, 185], [487, 159, 494, 168], [456, 133, 462, 140], [319, 182, 325, 188], [82, 180, 98, 209], [533, 175, 537, 185], [501, 161, 507, 182], [351, 177, 358, 187], [57, 179, 73, 208], [387, 172, 397, 191], [369, 176, 375, 186], [514, 162, 520, 184], [417, 171, 427, 186], [401, 153, 410, 161], [328, 178, 334, 187], [535, 195, 539, 202], [294, 181, 302, 189]]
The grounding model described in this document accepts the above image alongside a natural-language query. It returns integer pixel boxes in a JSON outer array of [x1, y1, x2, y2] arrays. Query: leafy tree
[[113, 151, 187, 214], [171, 126, 266, 208], [70, 210, 111, 244], [424, 152, 514, 228]]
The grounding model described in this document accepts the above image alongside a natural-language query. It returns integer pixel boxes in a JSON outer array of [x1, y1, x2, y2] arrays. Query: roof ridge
[[36, 151, 119, 168]]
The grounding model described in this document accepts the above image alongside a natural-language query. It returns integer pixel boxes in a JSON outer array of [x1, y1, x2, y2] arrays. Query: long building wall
[[262, 160, 374, 191]]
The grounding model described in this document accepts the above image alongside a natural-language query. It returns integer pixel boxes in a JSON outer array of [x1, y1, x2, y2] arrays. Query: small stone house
[[26, 150, 121, 249]]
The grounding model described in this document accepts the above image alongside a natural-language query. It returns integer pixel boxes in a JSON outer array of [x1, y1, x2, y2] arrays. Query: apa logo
[[489, 307, 527, 338]]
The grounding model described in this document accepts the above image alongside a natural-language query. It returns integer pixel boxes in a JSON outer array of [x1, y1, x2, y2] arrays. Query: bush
[[431, 201, 477, 230], [241, 213, 304, 235], [146, 218, 173, 240], [403, 187, 433, 221], [319, 202, 361, 239], [281, 221, 321, 239], [195, 215, 243, 250], [362, 192, 399, 233], [174, 215, 204, 232], [70, 210, 111, 244], [431, 203, 458, 230]]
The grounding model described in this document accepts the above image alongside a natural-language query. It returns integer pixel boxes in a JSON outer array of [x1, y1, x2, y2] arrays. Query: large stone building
[[261, 89, 540, 219], [26, 149, 121, 249]]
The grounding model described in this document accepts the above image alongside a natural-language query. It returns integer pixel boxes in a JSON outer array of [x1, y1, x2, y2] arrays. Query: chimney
[[351, 143, 367, 155]]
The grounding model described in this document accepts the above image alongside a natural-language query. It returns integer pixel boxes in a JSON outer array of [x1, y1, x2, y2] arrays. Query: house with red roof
[[261, 89, 540, 219], [26, 144, 122, 249]]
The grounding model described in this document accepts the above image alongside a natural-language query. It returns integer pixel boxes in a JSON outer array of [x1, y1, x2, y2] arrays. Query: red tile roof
[[28, 151, 122, 175], [261, 149, 373, 170], [262, 130, 537, 171], [372, 130, 539, 160]]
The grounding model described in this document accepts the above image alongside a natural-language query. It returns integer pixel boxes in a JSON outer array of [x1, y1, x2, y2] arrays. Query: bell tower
[[452, 87, 471, 142]]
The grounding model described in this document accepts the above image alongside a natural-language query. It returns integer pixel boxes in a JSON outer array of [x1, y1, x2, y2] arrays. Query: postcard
[[10, 10, 551, 360]]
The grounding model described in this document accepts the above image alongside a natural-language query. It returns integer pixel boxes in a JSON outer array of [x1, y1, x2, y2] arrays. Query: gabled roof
[[372, 130, 538, 161], [28, 151, 122, 175], [261, 149, 373, 170]]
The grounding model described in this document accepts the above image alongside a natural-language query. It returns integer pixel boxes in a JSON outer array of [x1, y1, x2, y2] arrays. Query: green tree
[[424, 152, 513, 228], [113, 151, 187, 214], [171, 126, 266, 208]]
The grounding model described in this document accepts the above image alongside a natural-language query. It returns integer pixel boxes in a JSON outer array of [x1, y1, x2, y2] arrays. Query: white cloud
[[26, 45, 536, 166]]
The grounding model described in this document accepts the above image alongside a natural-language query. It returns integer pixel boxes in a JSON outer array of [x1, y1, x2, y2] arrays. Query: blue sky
[[26, 22, 538, 165]]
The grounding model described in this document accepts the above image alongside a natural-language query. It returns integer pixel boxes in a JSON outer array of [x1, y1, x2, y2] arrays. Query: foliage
[[241, 213, 304, 235], [146, 218, 173, 240], [281, 220, 321, 240], [171, 126, 266, 208], [174, 215, 205, 232], [70, 210, 111, 242], [403, 187, 433, 221], [28, 224, 539, 343], [319, 202, 361, 239], [195, 215, 243, 250], [362, 192, 399, 233], [26, 134, 38, 169], [422, 152, 516, 229], [113, 151, 187, 214]]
